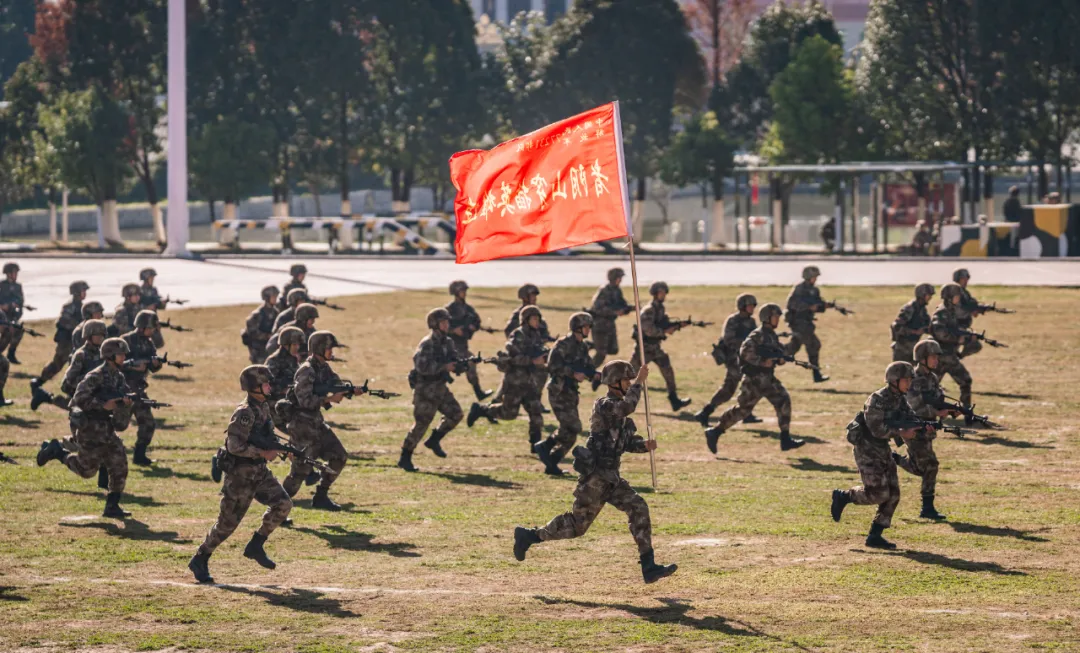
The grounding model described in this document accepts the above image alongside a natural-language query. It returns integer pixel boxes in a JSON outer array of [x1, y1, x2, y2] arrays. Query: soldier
[[188, 365, 293, 584], [831, 362, 930, 549], [503, 283, 553, 409], [0, 294, 14, 406], [281, 331, 349, 510], [535, 312, 599, 476], [931, 283, 974, 408], [952, 268, 984, 359], [72, 301, 105, 352], [445, 280, 491, 400], [704, 303, 804, 452], [32, 280, 88, 389], [278, 263, 308, 311], [629, 282, 691, 411], [122, 311, 165, 466], [244, 286, 281, 363], [890, 284, 935, 363], [31, 319, 107, 415], [265, 327, 305, 430], [898, 340, 951, 521], [784, 266, 829, 383], [137, 268, 166, 347], [588, 267, 633, 368], [695, 293, 762, 426], [265, 303, 319, 360], [36, 337, 135, 519], [468, 305, 547, 451], [399, 308, 465, 472], [1, 262, 27, 364], [111, 284, 143, 338], [512, 361, 677, 584], [272, 288, 309, 333]]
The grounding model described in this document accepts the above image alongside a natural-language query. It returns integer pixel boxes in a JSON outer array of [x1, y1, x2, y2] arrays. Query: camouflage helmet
[[600, 360, 636, 386], [81, 319, 108, 340], [607, 267, 626, 283], [239, 365, 274, 392], [802, 265, 821, 280], [520, 305, 542, 325], [81, 301, 104, 319], [915, 283, 935, 300], [289, 263, 308, 277], [100, 337, 130, 360], [2, 262, 18, 274], [295, 303, 319, 324], [278, 326, 306, 348], [940, 283, 964, 303], [568, 311, 593, 332], [133, 310, 159, 329], [913, 339, 942, 362], [649, 281, 669, 296], [427, 307, 451, 329], [122, 283, 141, 298], [449, 280, 469, 295], [517, 283, 540, 300], [952, 268, 971, 282], [758, 303, 783, 323], [885, 361, 915, 384], [139, 267, 157, 281], [308, 330, 341, 357], [69, 280, 90, 295], [736, 293, 757, 311], [287, 287, 308, 306], [261, 285, 280, 301]]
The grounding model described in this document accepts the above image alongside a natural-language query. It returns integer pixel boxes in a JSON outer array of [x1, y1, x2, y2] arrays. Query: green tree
[[658, 109, 736, 244], [0, 0, 35, 98], [0, 103, 30, 219], [189, 117, 275, 211]]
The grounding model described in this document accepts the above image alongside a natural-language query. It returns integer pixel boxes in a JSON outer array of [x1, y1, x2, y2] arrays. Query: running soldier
[[188, 365, 293, 584], [265, 327, 305, 430], [695, 293, 761, 426], [468, 305, 546, 452], [704, 303, 804, 452], [32, 280, 87, 389], [31, 319, 107, 415], [534, 312, 599, 476], [122, 311, 165, 466], [281, 331, 348, 510], [111, 284, 143, 338], [265, 303, 319, 360], [898, 340, 950, 520], [629, 282, 691, 411], [931, 283, 975, 408], [784, 266, 829, 383], [399, 308, 465, 472], [1, 262, 28, 364], [244, 286, 280, 363], [36, 337, 135, 519], [72, 301, 105, 352], [137, 268, 167, 347], [512, 361, 678, 584], [503, 283, 552, 409], [831, 362, 930, 549], [445, 280, 492, 400], [588, 267, 633, 368], [278, 264, 308, 311], [0, 294, 15, 406], [273, 288, 309, 332], [890, 284, 934, 363], [953, 268, 984, 359]]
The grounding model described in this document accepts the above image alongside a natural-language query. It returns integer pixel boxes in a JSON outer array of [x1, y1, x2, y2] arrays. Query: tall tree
[[0, 0, 35, 98], [681, 0, 755, 89], [658, 109, 735, 243]]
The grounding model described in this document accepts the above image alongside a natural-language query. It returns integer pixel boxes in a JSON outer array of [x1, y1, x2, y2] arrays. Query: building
[[468, 0, 574, 25]]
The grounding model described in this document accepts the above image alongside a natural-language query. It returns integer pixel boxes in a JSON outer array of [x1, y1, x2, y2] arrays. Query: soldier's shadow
[[966, 435, 1052, 449], [0, 586, 29, 602], [10, 371, 34, 380], [46, 488, 168, 507], [292, 524, 419, 558], [801, 388, 865, 396], [861, 548, 1027, 576], [136, 465, 211, 483], [742, 428, 827, 444], [291, 498, 368, 514], [326, 421, 361, 432], [945, 521, 1051, 543], [424, 471, 522, 490], [789, 457, 856, 474], [61, 518, 191, 544], [215, 584, 360, 618], [153, 373, 194, 383], [977, 391, 1034, 400], [0, 415, 40, 429]]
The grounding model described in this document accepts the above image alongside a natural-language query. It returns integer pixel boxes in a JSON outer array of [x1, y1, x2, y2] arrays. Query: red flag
[[450, 103, 629, 264]]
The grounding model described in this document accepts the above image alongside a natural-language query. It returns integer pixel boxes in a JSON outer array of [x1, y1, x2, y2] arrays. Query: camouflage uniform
[[891, 299, 930, 363], [198, 397, 292, 554], [245, 304, 280, 364], [589, 282, 630, 367], [265, 348, 299, 431], [38, 297, 83, 384], [930, 305, 973, 406], [536, 381, 653, 555], [111, 301, 140, 338], [0, 277, 24, 357], [403, 329, 463, 454], [710, 325, 792, 432], [55, 341, 103, 416], [475, 324, 546, 444], [445, 297, 486, 396], [121, 329, 163, 451], [0, 308, 11, 398], [900, 365, 941, 498], [504, 305, 552, 396], [629, 299, 680, 397], [704, 310, 756, 411], [64, 363, 132, 494], [956, 287, 983, 358], [277, 279, 307, 311], [842, 386, 913, 528], [784, 280, 824, 369], [542, 334, 593, 462], [137, 283, 166, 348], [282, 357, 347, 496]]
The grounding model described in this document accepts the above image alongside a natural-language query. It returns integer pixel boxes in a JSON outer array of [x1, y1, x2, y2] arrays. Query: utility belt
[[741, 364, 773, 377], [408, 369, 450, 389], [215, 447, 266, 475]]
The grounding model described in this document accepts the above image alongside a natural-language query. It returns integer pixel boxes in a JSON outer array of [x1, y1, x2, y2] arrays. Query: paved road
[[5, 255, 1079, 319]]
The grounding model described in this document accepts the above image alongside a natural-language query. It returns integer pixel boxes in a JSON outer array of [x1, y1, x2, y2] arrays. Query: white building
[[468, 0, 574, 25]]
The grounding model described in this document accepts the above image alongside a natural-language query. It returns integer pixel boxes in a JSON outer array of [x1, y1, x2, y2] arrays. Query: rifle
[[359, 379, 400, 399], [669, 316, 714, 329], [95, 388, 172, 410], [247, 423, 334, 474], [449, 318, 498, 335], [824, 301, 854, 316], [757, 344, 819, 371], [976, 302, 1015, 315], [775, 331, 792, 338], [0, 452, 17, 465], [162, 295, 188, 306], [159, 319, 193, 333], [309, 297, 345, 311], [941, 395, 1001, 429], [23, 305, 36, 311], [568, 362, 600, 381], [123, 352, 194, 371], [959, 329, 1008, 348], [885, 417, 975, 446], [11, 323, 44, 338]]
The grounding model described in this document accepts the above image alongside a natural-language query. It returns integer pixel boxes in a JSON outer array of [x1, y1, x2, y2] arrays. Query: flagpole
[[613, 101, 657, 489]]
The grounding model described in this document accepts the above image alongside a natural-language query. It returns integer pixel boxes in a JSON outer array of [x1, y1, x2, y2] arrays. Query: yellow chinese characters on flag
[[449, 103, 629, 264]]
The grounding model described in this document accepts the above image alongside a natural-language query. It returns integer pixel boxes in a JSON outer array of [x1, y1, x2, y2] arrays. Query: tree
[[0, 103, 30, 220], [482, 11, 559, 140], [658, 110, 735, 244], [681, 0, 756, 89], [0, 0, 35, 98], [189, 117, 274, 213]]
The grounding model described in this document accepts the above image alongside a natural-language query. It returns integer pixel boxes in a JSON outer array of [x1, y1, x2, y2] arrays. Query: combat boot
[[920, 495, 946, 521], [30, 386, 52, 411], [831, 489, 850, 522], [539, 404, 551, 414], [243, 532, 277, 570], [780, 431, 805, 451], [29, 377, 42, 390], [36, 439, 66, 466], [132, 441, 153, 466], [466, 402, 484, 428], [513, 526, 541, 561], [0, 391, 11, 407], [311, 486, 341, 512], [528, 428, 542, 453], [188, 550, 214, 583], [640, 549, 678, 584], [471, 381, 492, 401], [693, 404, 714, 426], [742, 413, 763, 424], [7, 346, 20, 365], [97, 465, 109, 490], [397, 448, 418, 473], [304, 470, 321, 486], [424, 429, 448, 458], [668, 393, 692, 411], [102, 492, 131, 519], [704, 425, 724, 454], [812, 369, 830, 383], [865, 523, 896, 549], [535, 439, 565, 476]]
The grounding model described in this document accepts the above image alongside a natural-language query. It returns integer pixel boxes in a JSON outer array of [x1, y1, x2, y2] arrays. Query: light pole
[[164, 0, 190, 257]]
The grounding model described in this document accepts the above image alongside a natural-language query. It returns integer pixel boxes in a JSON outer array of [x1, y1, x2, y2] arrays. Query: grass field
[[1, 284, 1078, 652]]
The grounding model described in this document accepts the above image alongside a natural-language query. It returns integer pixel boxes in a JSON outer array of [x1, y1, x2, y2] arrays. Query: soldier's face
[[897, 378, 912, 393], [92, 312, 103, 319], [114, 353, 126, 365], [612, 276, 623, 287], [269, 293, 279, 305], [618, 378, 632, 393], [437, 319, 449, 333], [769, 314, 780, 329], [528, 316, 540, 329], [305, 319, 315, 329], [142, 326, 156, 337], [579, 325, 592, 338], [287, 343, 301, 356], [655, 290, 667, 302], [91, 335, 104, 346], [808, 276, 818, 285], [145, 276, 155, 286], [5, 272, 15, 282], [456, 290, 467, 301], [958, 277, 968, 288], [78, 290, 87, 301], [926, 354, 939, 370], [297, 273, 306, 283], [951, 295, 961, 306], [325, 347, 335, 360], [526, 293, 538, 305], [745, 304, 757, 315], [127, 293, 139, 304]]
